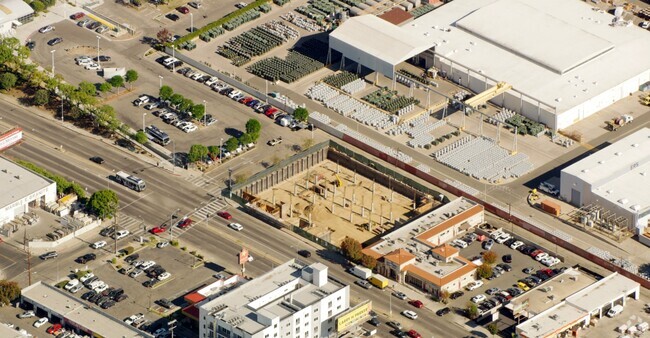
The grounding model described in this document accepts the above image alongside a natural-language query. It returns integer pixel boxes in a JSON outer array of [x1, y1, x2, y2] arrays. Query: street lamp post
[[228, 168, 233, 198], [159, 75, 163, 89], [172, 141, 176, 173], [172, 47, 176, 73], [219, 138, 223, 164], [203, 100, 207, 126], [96, 36, 101, 68], [169, 208, 180, 241], [50, 50, 55, 77], [142, 113, 146, 132], [190, 13, 194, 33]]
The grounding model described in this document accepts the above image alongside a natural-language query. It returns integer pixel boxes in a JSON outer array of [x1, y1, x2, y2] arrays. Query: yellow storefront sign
[[336, 301, 372, 332]]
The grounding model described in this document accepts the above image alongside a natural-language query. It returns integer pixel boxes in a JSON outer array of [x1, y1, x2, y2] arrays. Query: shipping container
[[368, 275, 389, 289], [540, 200, 561, 216]]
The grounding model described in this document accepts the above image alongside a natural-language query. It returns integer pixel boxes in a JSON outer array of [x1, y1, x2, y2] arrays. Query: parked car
[[91, 240, 107, 249], [157, 272, 171, 281], [70, 12, 85, 20], [125, 254, 139, 264], [96, 26, 109, 34], [482, 239, 494, 250], [157, 241, 169, 248], [497, 263, 512, 272], [451, 239, 468, 249], [450, 291, 464, 300], [77, 19, 91, 27], [510, 241, 524, 250], [129, 269, 143, 278], [33, 317, 49, 328], [18, 310, 35, 318], [47, 37, 63, 46], [466, 280, 484, 291], [85, 63, 101, 70], [166, 13, 180, 21], [177, 6, 190, 14], [503, 254, 512, 263], [87, 21, 101, 30], [39, 25, 55, 33], [189, 1, 202, 8], [40, 251, 58, 260], [471, 294, 487, 304], [113, 230, 130, 239]]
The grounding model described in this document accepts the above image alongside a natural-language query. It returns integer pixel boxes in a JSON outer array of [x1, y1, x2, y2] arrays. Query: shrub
[[181, 246, 187, 251], [55, 280, 69, 289], [111, 258, 117, 264], [190, 250, 196, 255], [170, 240, 179, 247], [125, 246, 134, 255], [0, 72, 17, 90]]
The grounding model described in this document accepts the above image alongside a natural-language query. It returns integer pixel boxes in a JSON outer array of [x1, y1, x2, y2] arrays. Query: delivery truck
[[368, 275, 389, 289], [349, 266, 372, 279]]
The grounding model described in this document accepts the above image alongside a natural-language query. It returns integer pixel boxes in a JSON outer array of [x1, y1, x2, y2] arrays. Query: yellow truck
[[368, 275, 389, 289]]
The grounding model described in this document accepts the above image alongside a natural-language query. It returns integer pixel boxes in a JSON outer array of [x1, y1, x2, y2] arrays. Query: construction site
[[233, 141, 445, 247]]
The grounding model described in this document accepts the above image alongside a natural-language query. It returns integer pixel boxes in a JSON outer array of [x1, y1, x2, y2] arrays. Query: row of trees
[[340, 237, 377, 270], [98, 70, 139, 94], [159, 85, 206, 121], [187, 119, 262, 163], [28, 0, 56, 13], [17, 160, 86, 198]]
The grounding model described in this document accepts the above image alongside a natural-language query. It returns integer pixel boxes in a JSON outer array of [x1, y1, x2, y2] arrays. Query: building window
[[305, 313, 309, 318], [337, 296, 341, 300], [328, 301, 332, 307], [296, 318, 300, 325], [314, 308, 318, 312], [328, 310, 332, 317]]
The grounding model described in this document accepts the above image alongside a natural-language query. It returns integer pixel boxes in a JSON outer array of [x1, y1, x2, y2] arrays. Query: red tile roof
[[379, 8, 413, 25]]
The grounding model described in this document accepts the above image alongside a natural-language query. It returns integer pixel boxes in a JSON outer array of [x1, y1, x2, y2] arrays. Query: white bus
[[115, 171, 146, 192], [145, 125, 170, 146]]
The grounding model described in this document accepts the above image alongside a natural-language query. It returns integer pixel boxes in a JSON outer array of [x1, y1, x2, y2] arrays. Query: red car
[[177, 6, 190, 14], [240, 97, 253, 105], [177, 217, 193, 229], [47, 323, 62, 334], [70, 12, 85, 20], [264, 107, 278, 118], [530, 249, 544, 258], [409, 300, 424, 308], [150, 226, 167, 234], [217, 211, 232, 220], [407, 330, 422, 338]]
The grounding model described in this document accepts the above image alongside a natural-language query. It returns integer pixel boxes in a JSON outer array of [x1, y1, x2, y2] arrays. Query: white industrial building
[[198, 260, 350, 338], [329, 0, 650, 130], [0, 0, 35, 37], [0, 157, 57, 226], [560, 128, 650, 233]]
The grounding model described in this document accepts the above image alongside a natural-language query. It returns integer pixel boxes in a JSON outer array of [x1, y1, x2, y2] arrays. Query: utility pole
[[228, 168, 233, 198], [25, 229, 32, 286], [169, 319, 177, 338], [114, 210, 119, 255]]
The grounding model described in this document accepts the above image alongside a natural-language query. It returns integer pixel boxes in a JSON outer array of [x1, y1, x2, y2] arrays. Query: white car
[[205, 77, 219, 86], [80, 273, 95, 283], [91, 240, 107, 249], [33, 317, 48, 328], [85, 63, 101, 70], [212, 82, 228, 91], [510, 241, 524, 250], [144, 102, 160, 110], [466, 280, 484, 291], [191, 72, 204, 80], [39, 25, 55, 33], [641, 21, 650, 29], [535, 252, 549, 261], [93, 283, 108, 293], [182, 124, 198, 133], [451, 239, 468, 249], [133, 95, 150, 106], [64, 279, 80, 290], [69, 283, 84, 293], [157, 241, 169, 248], [471, 294, 487, 304], [139, 260, 156, 270], [76, 56, 92, 65], [114, 230, 130, 240], [228, 223, 243, 231], [541, 256, 560, 267], [401, 310, 418, 320], [495, 233, 511, 244], [157, 272, 171, 281], [228, 90, 242, 99], [489, 231, 504, 240]]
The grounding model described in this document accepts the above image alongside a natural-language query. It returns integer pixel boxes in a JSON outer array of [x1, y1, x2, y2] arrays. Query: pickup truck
[[267, 137, 283, 146]]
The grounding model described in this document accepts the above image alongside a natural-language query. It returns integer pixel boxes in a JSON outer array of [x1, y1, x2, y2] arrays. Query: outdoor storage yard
[[255, 159, 419, 246]]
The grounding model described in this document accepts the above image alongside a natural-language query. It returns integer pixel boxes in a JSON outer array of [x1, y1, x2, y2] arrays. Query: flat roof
[[0, 323, 30, 337], [517, 301, 589, 338], [562, 128, 650, 215], [0, 0, 33, 23], [401, 0, 650, 112], [566, 272, 640, 311], [0, 157, 54, 208], [21, 282, 151, 338], [329, 14, 431, 65], [201, 260, 346, 335]]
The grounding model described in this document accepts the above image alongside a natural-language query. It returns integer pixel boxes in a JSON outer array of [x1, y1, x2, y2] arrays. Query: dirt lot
[[256, 159, 414, 246]]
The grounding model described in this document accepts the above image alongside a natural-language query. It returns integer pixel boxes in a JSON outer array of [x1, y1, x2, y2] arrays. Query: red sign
[[238, 248, 249, 265], [0, 128, 23, 151]]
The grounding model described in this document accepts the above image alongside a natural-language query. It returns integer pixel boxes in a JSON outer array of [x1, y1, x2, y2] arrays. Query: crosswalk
[[114, 214, 146, 235], [193, 199, 228, 221], [184, 175, 226, 196]]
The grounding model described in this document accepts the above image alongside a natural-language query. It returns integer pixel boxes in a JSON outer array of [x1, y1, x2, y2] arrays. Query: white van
[[607, 305, 624, 317]]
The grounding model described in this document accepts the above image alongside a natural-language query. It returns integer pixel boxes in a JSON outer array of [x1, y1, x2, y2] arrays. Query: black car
[[157, 298, 173, 309], [391, 330, 408, 337], [108, 288, 124, 298], [47, 37, 63, 46], [76, 253, 97, 264], [90, 156, 105, 164], [40, 251, 58, 260], [498, 263, 512, 272], [100, 227, 115, 236], [503, 254, 512, 263], [450, 291, 464, 299], [220, 87, 234, 95], [143, 279, 157, 288], [115, 138, 136, 151], [177, 67, 191, 75], [114, 294, 128, 302], [504, 238, 517, 246], [436, 307, 451, 316], [166, 13, 180, 21], [521, 246, 537, 255], [124, 253, 139, 264], [87, 21, 101, 30], [368, 317, 380, 326], [81, 290, 96, 300], [26, 41, 35, 50], [95, 55, 111, 62], [83, 276, 99, 287], [297, 250, 311, 258], [89, 293, 103, 303]]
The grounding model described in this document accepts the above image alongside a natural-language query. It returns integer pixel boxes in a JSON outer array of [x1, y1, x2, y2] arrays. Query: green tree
[[360, 254, 377, 270], [108, 75, 124, 89], [134, 130, 148, 144], [191, 104, 205, 121], [30, 0, 45, 12], [207, 145, 220, 159], [88, 189, 119, 219], [98, 82, 112, 93], [170, 93, 184, 107], [68, 182, 86, 200], [188, 144, 208, 163], [482, 251, 497, 265], [245, 118, 262, 135], [477, 264, 493, 279], [293, 107, 309, 122], [466, 302, 479, 320], [239, 133, 253, 145], [488, 323, 499, 336], [340, 237, 363, 262], [0, 280, 21, 306], [180, 98, 194, 112], [33, 89, 49, 106], [78, 81, 96, 96], [159, 85, 173, 101], [225, 137, 239, 152], [0, 72, 17, 90], [125, 69, 138, 89]]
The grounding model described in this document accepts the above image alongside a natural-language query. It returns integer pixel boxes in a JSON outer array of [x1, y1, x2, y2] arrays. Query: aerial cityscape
[[0, 0, 648, 337]]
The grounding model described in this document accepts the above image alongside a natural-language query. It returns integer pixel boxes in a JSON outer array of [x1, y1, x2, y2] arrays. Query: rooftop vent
[[631, 205, 641, 211], [615, 152, 623, 156], [632, 143, 639, 148], [618, 199, 628, 204], [581, 169, 589, 173], [598, 160, 605, 164]]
